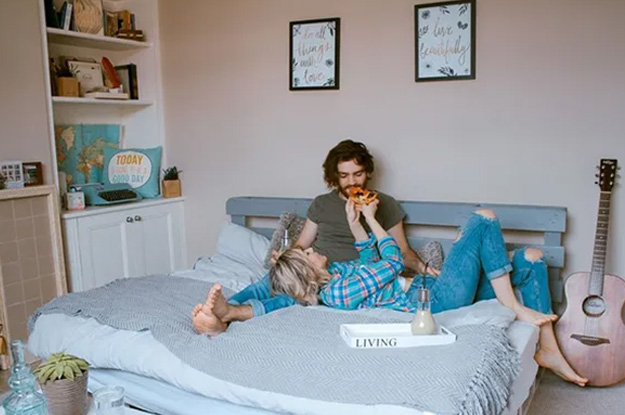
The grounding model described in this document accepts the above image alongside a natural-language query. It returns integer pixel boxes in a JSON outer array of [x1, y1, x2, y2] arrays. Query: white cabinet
[[63, 199, 186, 292]]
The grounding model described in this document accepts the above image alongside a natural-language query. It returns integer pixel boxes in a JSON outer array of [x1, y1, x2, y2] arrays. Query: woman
[[194, 200, 587, 386]]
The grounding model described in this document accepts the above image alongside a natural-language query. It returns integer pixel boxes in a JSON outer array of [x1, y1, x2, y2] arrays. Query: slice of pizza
[[349, 186, 378, 205]]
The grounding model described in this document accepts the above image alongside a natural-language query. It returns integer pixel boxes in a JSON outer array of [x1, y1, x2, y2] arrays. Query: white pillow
[[215, 221, 271, 268]]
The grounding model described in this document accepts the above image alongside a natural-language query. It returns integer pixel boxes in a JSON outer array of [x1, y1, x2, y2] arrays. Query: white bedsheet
[[28, 257, 539, 415]]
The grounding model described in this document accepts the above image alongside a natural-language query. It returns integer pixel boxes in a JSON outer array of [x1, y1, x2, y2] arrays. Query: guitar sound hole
[[583, 295, 606, 317]]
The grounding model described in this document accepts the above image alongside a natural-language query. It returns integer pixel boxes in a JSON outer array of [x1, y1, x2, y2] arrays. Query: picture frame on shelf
[[68, 60, 104, 96], [23, 162, 44, 187], [289, 17, 340, 91], [414, 0, 476, 82]]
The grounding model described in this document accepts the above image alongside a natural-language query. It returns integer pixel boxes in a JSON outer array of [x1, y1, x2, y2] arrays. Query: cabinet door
[[77, 211, 141, 291], [131, 202, 186, 276]]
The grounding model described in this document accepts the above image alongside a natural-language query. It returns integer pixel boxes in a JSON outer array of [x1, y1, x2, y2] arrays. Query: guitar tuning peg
[[595, 173, 600, 177], [594, 181, 599, 185]]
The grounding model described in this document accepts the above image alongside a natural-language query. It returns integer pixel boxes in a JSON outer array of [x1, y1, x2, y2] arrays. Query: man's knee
[[475, 208, 496, 220], [524, 247, 544, 262]]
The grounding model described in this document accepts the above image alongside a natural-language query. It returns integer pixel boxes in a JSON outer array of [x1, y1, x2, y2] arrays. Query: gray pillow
[[264, 211, 444, 271]]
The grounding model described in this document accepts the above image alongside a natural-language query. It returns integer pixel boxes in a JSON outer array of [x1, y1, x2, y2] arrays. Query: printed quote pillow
[[103, 146, 162, 198]]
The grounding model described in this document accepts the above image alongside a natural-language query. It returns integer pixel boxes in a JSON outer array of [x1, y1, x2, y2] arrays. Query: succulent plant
[[162, 166, 181, 181], [33, 352, 89, 384]]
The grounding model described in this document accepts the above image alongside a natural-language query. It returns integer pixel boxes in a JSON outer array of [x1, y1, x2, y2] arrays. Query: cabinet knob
[[134, 215, 142, 221], [126, 217, 134, 223]]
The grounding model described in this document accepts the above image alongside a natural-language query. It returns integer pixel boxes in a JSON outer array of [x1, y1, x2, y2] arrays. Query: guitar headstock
[[595, 159, 619, 192]]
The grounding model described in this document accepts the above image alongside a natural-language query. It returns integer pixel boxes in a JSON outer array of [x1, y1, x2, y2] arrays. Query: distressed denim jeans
[[406, 213, 553, 314], [228, 275, 296, 316]]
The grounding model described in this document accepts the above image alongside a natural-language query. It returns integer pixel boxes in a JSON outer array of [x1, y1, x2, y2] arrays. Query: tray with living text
[[340, 323, 456, 349]]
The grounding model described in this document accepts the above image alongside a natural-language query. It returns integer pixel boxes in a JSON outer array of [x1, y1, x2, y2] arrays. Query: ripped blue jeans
[[405, 212, 553, 314]]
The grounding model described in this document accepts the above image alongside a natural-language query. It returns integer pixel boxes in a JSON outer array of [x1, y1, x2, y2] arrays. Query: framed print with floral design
[[290, 18, 340, 90], [415, 0, 476, 82]]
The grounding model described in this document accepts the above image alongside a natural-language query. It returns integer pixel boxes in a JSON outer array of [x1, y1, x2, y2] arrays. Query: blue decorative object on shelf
[[2, 340, 48, 415]]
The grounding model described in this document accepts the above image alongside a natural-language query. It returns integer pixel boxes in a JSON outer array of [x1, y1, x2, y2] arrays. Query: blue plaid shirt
[[319, 235, 415, 312]]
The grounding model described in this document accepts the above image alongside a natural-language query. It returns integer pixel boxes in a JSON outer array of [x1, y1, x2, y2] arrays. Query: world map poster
[[55, 124, 120, 186]]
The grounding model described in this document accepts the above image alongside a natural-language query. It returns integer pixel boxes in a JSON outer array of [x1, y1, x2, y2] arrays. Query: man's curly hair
[[322, 139, 375, 188]]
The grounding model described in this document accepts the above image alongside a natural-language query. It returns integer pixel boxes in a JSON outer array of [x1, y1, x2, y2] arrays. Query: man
[[295, 139, 437, 276], [192, 139, 438, 335]]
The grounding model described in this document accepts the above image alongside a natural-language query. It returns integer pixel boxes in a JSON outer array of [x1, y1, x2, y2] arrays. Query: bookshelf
[[38, 0, 166, 183], [37, 1, 188, 290]]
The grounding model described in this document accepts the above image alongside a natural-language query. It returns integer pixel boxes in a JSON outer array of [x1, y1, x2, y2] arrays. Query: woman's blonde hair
[[269, 249, 331, 306]]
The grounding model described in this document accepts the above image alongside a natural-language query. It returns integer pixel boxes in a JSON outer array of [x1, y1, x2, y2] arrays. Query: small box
[[340, 323, 456, 349], [66, 191, 85, 211], [56, 77, 80, 97]]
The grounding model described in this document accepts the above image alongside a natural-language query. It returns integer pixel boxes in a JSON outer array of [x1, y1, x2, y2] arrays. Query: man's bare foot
[[203, 284, 231, 321], [535, 348, 588, 387], [512, 304, 558, 326], [191, 287, 228, 336]]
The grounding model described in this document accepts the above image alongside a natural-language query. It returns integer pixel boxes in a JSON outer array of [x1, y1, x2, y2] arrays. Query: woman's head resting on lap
[[269, 248, 331, 306]]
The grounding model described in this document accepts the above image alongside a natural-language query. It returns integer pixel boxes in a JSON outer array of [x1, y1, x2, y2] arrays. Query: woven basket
[[41, 372, 89, 415]]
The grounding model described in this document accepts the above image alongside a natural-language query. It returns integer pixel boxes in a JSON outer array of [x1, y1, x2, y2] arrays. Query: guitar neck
[[590, 191, 612, 295]]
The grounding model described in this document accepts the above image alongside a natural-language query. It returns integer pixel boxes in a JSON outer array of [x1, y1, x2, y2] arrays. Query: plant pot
[[162, 179, 181, 198], [41, 372, 89, 415]]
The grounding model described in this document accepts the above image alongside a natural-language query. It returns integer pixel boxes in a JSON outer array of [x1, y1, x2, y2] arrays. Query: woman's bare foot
[[512, 304, 558, 326], [535, 347, 588, 387]]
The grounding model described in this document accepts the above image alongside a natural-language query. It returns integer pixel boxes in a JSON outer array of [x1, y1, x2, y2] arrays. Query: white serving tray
[[340, 323, 456, 349]]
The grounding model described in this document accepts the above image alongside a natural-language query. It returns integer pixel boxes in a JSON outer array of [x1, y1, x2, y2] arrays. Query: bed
[[28, 196, 567, 415]]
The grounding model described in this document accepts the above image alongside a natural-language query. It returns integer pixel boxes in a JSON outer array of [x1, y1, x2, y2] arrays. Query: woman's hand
[[345, 199, 360, 228], [360, 199, 379, 221]]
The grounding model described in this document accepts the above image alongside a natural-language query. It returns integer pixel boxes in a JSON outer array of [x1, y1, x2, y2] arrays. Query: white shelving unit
[[38, 0, 167, 177], [37, 0, 187, 289]]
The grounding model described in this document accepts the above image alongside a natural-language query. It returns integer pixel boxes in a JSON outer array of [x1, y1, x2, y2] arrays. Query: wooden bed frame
[[227, 196, 567, 303]]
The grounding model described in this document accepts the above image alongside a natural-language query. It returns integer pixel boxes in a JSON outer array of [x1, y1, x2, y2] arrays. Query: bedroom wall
[[159, 0, 625, 282], [0, 0, 52, 183]]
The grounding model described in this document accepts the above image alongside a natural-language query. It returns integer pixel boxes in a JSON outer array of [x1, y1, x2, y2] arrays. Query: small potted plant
[[162, 166, 182, 198], [0, 174, 6, 190], [34, 352, 90, 415]]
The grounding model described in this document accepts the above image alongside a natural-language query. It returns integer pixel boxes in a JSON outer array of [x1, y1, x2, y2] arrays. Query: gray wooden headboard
[[226, 197, 567, 302]]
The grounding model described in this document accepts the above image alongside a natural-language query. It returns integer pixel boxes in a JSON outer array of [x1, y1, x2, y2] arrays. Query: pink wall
[[0, 0, 52, 183], [161, 0, 625, 277]]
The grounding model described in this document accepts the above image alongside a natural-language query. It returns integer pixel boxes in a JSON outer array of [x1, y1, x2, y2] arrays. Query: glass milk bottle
[[280, 229, 291, 252], [410, 288, 436, 335], [2, 340, 48, 415]]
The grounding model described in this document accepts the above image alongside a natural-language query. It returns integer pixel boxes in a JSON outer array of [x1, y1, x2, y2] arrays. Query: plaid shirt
[[319, 236, 415, 312]]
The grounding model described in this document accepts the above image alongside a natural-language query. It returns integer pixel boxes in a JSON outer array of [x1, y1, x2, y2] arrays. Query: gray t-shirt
[[307, 190, 406, 262]]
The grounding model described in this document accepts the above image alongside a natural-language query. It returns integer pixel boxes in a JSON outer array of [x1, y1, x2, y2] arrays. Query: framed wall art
[[290, 17, 340, 90], [414, 0, 476, 82], [23, 162, 44, 186]]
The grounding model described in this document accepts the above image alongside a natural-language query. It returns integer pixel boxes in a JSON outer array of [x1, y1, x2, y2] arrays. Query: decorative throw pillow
[[103, 146, 162, 198], [263, 211, 444, 271], [263, 212, 307, 268], [417, 240, 444, 272]]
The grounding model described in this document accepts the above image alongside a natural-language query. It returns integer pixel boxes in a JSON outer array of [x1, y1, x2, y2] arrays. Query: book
[[115, 64, 138, 100], [45, 0, 60, 28], [63, 3, 73, 30]]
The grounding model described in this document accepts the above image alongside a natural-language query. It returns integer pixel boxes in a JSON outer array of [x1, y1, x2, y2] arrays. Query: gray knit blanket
[[29, 275, 519, 415]]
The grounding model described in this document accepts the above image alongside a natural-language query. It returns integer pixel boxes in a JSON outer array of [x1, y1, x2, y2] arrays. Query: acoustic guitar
[[556, 158, 625, 386]]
